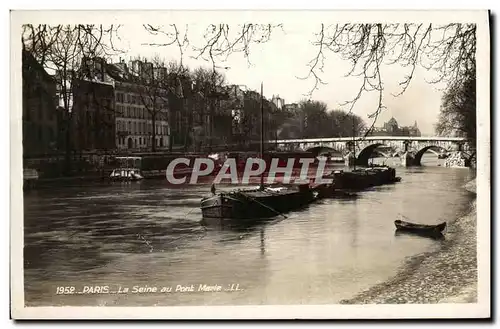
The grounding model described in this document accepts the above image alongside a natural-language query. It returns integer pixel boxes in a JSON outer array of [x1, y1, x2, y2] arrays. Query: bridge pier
[[400, 152, 416, 167], [344, 152, 356, 167]]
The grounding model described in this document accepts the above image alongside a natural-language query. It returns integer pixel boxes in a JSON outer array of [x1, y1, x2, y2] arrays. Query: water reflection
[[394, 230, 446, 241]]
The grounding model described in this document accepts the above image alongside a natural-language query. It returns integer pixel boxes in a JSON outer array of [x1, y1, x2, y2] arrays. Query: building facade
[[71, 78, 116, 151], [22, 49, 59, 157], [113, 80, 170, 151], [89, 58, 171, 151]]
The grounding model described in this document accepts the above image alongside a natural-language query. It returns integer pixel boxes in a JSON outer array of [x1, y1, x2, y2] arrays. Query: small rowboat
[[394, 220, 446, 235]]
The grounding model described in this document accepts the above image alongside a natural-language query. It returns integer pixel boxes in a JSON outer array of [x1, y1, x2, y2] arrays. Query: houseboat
[[109, 156, 144, 181], [201, 183, 315, 223]]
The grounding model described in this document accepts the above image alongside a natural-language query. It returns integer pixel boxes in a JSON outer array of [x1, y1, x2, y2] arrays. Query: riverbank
[[341, 178, 477, 304]]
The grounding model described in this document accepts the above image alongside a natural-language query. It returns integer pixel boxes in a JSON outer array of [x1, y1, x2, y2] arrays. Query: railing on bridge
[[269, 136, 468, 144]]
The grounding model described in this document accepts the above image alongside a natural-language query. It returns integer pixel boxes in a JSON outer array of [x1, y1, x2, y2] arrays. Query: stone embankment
[[444, 152, 470, 168]]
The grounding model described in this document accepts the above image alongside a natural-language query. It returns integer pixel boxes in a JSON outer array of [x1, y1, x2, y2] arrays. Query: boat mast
[[352, 114, 356, 171], [260, 82, 265, 190]]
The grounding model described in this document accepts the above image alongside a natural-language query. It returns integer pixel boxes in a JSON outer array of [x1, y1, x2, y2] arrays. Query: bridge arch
[[414, 145, 448, 166], [356, 143, 385, 166], [372, 149, 392, 158], [306, 146, 338, 156]]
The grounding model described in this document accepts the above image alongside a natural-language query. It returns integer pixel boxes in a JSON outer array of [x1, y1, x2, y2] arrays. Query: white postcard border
[[9, 9, 491, 319]]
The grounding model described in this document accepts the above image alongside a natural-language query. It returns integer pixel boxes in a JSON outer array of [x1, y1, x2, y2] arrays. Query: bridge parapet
[[272, 136, 470, 166]]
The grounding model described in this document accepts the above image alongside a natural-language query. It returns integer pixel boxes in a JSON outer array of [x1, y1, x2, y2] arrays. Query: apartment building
[[22, 49, 59, 156], [71, 78, 116, 151], [113, 81, 169, 150], [105, 59, 171, 151]]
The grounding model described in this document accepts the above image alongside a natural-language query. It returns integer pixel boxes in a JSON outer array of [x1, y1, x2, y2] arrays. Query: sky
[[106, 23, 448, 135]]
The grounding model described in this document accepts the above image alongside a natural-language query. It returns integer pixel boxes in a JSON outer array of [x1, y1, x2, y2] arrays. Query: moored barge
[[201, 184, 315, 222]]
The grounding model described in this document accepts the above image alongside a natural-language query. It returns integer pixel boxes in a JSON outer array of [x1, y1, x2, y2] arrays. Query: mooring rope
[[238, 192, 288, 219]]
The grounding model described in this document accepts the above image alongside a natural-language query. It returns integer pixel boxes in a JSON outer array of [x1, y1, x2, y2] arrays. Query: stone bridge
[[269, 136, 472, 166]]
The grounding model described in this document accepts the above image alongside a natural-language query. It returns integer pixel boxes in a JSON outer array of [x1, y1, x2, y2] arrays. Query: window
[[128, 121, 131, 133]]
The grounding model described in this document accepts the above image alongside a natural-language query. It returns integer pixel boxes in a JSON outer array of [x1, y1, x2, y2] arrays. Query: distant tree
[[435, 66, 476, 147], [239, 90, 262, 142], [328, 110, 367, 137], [283, 101, 366, 138], [298, 100, 329, 138], [191, 67, 228, 149]]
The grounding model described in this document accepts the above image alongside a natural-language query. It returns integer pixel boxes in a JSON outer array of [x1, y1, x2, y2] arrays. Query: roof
[[22, 49, 55, 82], [386, 117, 399, 126]]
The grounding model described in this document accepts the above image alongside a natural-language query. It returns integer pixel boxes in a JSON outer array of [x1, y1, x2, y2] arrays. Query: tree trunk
[[151, 111, 156, 153], [208, 97, 215, 151], [168, 107, 173, 153], [64, 116, 72, 175], [183, 109, 191, 152]]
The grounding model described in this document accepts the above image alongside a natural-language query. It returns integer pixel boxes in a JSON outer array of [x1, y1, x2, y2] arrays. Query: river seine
[[23, 155, 476, 306]]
